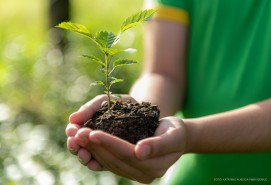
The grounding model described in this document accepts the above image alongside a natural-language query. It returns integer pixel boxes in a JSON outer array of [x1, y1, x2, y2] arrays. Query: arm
[[67, 98, 271, 183], [184, 98, 271, 153], [130, 20, 188, 117]]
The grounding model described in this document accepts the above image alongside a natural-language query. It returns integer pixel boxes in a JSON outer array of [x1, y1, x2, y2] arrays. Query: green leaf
[[82, 55, 105, 67], [104, 48, 123, 56], [110, 77, 124, 85], [121, 9, 156, 32], [90, 81, 105, 86], [104, 48, 137, 56], [113, 59, 137, 68], [95, 31, 119, 48], [111, 99, 117, 104], [104, 91, 112, 95], [56, 22, 93, 38]]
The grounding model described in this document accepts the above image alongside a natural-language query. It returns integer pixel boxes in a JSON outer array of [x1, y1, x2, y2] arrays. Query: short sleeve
[[145, 0, 189, 25]]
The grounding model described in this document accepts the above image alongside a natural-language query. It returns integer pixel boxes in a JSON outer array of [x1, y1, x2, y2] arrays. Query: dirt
[[84, 101, 160, 144]]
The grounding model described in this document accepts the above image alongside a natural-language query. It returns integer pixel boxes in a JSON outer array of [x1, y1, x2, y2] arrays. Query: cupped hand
[[66, 95, 107, 156], [75, 116, 187, 184], [66, 95, 187, 183], [66, 95, 136, 165]]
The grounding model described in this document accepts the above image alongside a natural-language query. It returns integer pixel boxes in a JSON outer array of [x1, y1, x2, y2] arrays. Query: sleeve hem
[[153, 5, 189, 25]]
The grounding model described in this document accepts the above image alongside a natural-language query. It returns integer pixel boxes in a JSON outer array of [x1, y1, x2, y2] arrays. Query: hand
[[78, 117, 186, 184], [66, 95, 187, 183], [66, 95, 136, 165]]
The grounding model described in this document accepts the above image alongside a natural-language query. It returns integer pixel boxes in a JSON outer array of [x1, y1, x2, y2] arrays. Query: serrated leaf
[[113, 59, 137, 68], [90, 81, 105, 86], [56, 22, 93, 38], [95, 31, 119, 48], [121, 9, 156, 32], [82, 55, 105, 67]]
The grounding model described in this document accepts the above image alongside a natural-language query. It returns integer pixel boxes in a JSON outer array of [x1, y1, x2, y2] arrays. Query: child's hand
[[74, 116, 186, 184], [66, 95, 136, 168], [66, 95, 187, 183]]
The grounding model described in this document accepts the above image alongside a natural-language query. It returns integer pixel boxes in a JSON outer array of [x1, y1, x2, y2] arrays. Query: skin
[[66, 20, 271, 183]]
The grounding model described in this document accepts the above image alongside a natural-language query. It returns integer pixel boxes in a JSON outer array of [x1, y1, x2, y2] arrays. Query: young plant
[[56, 9, 155, 114]]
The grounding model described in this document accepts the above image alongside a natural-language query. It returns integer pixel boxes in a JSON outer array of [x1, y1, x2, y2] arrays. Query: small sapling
[[56, 9, 160, 144], [56, 9, 156, 114]]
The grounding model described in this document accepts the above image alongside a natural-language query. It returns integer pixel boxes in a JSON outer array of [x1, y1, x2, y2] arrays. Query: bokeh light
[[0, 0, 160, 184]]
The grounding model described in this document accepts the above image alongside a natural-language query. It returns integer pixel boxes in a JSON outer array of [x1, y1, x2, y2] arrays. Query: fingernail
[[69, 148, 77, 155], [78, 156, 87, 165], [140, 145, 151, 160]]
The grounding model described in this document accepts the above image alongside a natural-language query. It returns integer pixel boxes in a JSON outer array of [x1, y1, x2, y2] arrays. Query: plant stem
[[105, 53, 112, 114]]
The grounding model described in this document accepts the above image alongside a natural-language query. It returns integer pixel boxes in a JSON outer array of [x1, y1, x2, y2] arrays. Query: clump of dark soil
[[84, 101, 160, 144]]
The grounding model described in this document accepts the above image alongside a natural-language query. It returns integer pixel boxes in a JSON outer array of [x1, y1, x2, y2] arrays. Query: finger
[[87, 130, 170, 183], [78, 148, 92, 165], [135, 124, 185, 160], [88, 130, 167, 168], [88, 139, 146, 182], [88, 130, 135, 159], [69, 95, 136, 125], [66, 123, 81, 137], [67, 137, 80, 155], [87, 159, 105, 171], [69, 95, 108, 125], [75, 127, 92, 147], [87, 131, 143, 176]]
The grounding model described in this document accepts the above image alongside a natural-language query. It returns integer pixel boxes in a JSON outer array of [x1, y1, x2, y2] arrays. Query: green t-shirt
[[151, 0, 271, 184]]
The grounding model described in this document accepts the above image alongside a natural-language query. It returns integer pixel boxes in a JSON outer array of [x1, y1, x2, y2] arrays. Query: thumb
[[69, 108, 95, 125], [69, 95, 107, 125], [135, 117, 186, 160]]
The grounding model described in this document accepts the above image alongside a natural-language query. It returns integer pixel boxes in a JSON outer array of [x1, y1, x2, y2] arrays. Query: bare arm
[[130, 20, 188, 117], [184, 98, 271, 153], [67, 97, 271, 183]]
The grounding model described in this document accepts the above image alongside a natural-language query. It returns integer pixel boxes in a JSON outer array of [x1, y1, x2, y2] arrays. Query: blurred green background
[[0, 0, 159, 184]]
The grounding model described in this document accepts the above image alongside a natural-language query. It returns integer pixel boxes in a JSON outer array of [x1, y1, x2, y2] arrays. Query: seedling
[[56, 9, 156, 114]]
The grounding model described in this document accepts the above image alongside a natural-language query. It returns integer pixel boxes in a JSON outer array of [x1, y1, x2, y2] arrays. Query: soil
[[84, 101, 160, 144]]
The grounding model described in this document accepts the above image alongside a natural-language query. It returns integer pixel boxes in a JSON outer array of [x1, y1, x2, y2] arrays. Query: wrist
[[168, 117, 189, 154], [181, 118, 200, 154]]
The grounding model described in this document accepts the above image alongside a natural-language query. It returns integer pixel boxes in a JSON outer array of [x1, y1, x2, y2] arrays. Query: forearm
[[130, 73, 184, 117], [184, 98, 271, 153], [129, 21, 187, 117]]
